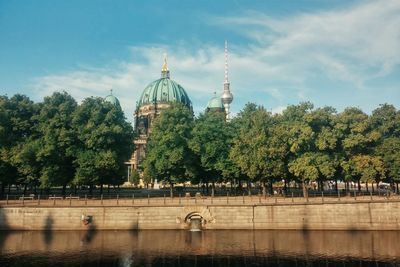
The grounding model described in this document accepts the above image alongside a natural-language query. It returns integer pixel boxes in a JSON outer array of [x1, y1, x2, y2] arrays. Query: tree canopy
[[142, 101, 400, 195], [142, 103, 194, 196], [1, 91, 399, 196], [0, 92, 134, 195]]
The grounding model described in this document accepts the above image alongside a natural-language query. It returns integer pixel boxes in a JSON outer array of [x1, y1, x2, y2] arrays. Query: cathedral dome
[[104, 91, 120, 106], [138, 77, 191, 108], [206, 93, 225, 113], [137, 58, 192, 109]]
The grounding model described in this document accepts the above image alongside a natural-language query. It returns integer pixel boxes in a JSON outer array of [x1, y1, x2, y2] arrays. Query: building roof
[[104, 91, 120, 106], [137, 61, 192, 109], [207, 94, 225, 110]]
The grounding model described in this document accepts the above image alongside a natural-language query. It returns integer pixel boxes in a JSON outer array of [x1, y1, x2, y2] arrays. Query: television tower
[[221, 40, 233, 120]]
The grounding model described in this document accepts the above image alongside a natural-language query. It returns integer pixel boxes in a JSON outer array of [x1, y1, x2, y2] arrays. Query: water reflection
[[0, 230, 399, 266]]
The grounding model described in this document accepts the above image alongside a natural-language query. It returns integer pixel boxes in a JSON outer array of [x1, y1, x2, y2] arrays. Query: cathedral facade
[[124, 42, 233, 176]]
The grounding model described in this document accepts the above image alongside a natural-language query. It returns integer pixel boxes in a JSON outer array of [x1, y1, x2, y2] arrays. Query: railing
[[1, 190, 398, 207]]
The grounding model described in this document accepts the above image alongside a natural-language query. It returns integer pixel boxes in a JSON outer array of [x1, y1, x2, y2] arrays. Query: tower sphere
[[221, 90, 233, 105]]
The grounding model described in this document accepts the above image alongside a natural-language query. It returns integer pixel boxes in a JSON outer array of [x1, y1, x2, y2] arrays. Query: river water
[[0, 230, 399, 266]]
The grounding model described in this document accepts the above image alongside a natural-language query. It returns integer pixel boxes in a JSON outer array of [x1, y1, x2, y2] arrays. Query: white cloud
[[32, 46, 228, 122], [271, 105, 286, 115], [211, 0, 400, 88], [32, 0, 400, 123]]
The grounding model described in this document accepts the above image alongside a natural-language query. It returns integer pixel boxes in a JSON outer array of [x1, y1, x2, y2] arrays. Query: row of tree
[[2, 91, 399, 197], [0, 92, 134, 195], [143, 102, 400, 196]]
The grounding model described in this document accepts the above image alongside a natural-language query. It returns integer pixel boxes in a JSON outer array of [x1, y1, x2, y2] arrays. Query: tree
[[265, 120, 294, 192], [36, 92, 77, 195], [72, 97, 134, 194], [282, 102, 315, 156], [142, 167, 154, 188], [0, 95, 15, 193], [289, 152, 337, 194], [282, 102, 315, 196], [10, 139, 42, 194], [370, 104, 400, 190], [142, 103, 194, 197], [189, 111, 239, 194], [230, 104, 276, 194], [342, 155, 385, 188], [335, 107, 380, 191], [129, 169, 141, 186], [306, 107, 340, 191], [376, 137, 400, 189], [370, 104, 398, 139], [336, 107, 379, 155], [0, 94, 39, 193]]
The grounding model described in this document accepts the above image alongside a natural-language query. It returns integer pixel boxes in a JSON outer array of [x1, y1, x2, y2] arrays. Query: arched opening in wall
[[185, 213, 204, 231]]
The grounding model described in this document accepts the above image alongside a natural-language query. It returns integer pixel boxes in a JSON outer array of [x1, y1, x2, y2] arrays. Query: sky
[[1, 0, 399, 123]]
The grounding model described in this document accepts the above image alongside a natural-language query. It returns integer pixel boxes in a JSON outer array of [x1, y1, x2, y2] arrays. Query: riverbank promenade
[[1, 193, 399, 207]]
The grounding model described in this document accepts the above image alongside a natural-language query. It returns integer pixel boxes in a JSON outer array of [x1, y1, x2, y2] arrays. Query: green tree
[[376, 137, 400, 190], [230, 104, 277, 194], [0, 94, 40, 193], [72, 97, 134, 194], [36, 92, 77, 195], [142, 167, 154, 188], [282, 102, 315, 155], [0, 95, 15, 193], [142, 103, 194, 197], [288, 152, 337, 194], [190, 111, 235, 194], [306, 106, 340, 191], [10, 140, 41, 193], [129, 169, 141, 186], [265, 120, 293, 192], [342, 155, 385, 187], [282, 102, 315, 196], [335, 107, 380, 191], [370, 104, 400, 189], [370, 104, 398, 139]]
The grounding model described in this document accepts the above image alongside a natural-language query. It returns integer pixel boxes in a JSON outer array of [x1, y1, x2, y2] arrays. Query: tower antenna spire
[[224, 40, 229, 84], [221, 40, 233, 121]]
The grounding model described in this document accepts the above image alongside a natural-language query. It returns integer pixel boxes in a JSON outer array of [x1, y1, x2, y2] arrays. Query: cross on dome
[[162, 53, 168, 72], [161, 53, 170, 78]]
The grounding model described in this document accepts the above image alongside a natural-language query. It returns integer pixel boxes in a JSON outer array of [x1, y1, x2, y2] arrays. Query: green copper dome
[[206, 93, 225, 113], [137, 59, 192, 109], [138, 78, 191, 108], [207, 94, 224, 110], [104, 91, 120, 106]]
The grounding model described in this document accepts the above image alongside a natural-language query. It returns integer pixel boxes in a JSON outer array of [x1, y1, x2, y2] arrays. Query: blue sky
[[1, 0, 399, 122]]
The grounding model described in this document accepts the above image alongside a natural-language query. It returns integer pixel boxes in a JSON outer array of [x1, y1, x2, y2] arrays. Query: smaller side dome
[[104, 90, 120, 107], [206, 93, 225, 113]]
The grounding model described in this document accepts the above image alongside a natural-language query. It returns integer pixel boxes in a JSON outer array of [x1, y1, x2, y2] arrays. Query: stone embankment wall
[[1, 201, 399, 230]]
